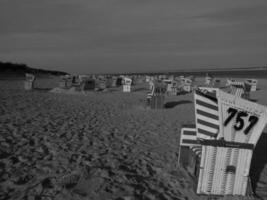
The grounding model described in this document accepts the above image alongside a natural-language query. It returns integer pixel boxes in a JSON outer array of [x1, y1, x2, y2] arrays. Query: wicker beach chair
[[245, 79, 258, 92], [178, 87, 267, 197], [24, 73, 35, 90], [197, 90, 267, 196], [146, 80, 166, 109], [122, 77, 132, 92]]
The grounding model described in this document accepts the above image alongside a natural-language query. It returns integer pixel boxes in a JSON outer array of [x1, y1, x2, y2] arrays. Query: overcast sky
[[1, 0, 267, 74]]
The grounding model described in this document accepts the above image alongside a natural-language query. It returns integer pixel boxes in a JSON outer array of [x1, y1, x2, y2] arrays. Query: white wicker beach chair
[[24, 73, 35, 90], [197, 90, 267, 196], [123, 77, 132, 92], [179, 87, 267, 197]]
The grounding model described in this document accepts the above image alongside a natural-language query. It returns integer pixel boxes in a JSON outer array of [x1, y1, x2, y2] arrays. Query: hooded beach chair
[[145, 76, 151, 83], [213, 79, 221, 88], [146, 81, 154, 107], [228, 80, 254, 100], [229, 81, 245, 97], [122, 77, 132, 92], [111, 76, 118, 87], [71, 75, 81, 87], [177, 76, 194, 94], [163, 79, 177, 95], [81, 78, 96, 91], [146, 80, 166, 109], [163, 79, 172, 95], [205, 76, 221, 88], [179, 87, 267, 196], [59, 74, 71, 88], [245, 79, 258, 92], [205, 75, 213, 87], [95, 77, 107, 91], [196, 89, 267, 196], [183, 78, 193, 93], [170, 80, 178, 95], [24, 73, 35, 90], [243, 81, 253, 100]]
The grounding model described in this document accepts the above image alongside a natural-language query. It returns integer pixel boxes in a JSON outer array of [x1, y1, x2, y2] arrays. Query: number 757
[[223, 107, 258, 135]]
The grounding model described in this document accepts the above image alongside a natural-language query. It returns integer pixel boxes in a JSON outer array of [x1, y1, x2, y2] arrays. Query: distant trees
[[0, 61, 68, 76]]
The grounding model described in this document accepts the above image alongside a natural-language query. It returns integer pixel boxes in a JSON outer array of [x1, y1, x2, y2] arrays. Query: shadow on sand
[[33, 88, 53, 92], [250, 132, 267, 193], [164, 100, 192, 109], [249, 98, 258, 103], [133, 87, 148, 92]]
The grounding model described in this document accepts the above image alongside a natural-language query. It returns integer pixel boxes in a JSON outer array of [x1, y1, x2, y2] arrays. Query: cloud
[[0, 0, 267, 73]]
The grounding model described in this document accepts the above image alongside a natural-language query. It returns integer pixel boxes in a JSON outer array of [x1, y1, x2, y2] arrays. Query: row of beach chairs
[[24, 73, 133, 92], [146, 76, 259, 109]]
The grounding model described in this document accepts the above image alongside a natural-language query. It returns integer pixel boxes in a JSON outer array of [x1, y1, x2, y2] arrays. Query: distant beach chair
[[170, 80, 178, 95], [71, 75, 81, 87], [111, 76, 118, 87], [59, 75, 74, 89], [146, 80, 166, 109], [179, 77, 193, 94], [59, 76, 67, 88], [96, 80, 107, 91], [205, 75, 221, 88], [243, 81, 253, 100], [178, 87, 267, 197], [163, 79, 172, 94], [228, 80, 253, 100], [146, 82, 154, 107], [81, 78, 96, 91], [145, 76, 151, 83], [116, 77, 123, 86], [24, 73, 35, 90], [122, 77, 132, 92], [229, 81, 245, 97], [163, 79, 177, 95], [213, 79, 221, 88], [179, 76, 185, 84], [205, 75, 213, 87], [245, 79, 258, 92]]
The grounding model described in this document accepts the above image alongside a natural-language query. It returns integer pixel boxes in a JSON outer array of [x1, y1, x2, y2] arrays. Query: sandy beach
[[1, 77, 267, 200]]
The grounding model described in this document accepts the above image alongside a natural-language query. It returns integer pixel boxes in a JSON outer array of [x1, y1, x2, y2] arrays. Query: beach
[[1, 78, 267, 200]]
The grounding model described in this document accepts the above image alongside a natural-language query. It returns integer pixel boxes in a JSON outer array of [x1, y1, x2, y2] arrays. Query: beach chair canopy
[[194, 87, 220, 140], [123, 77, 132, 85], [25, 73, 35, 82], [229, 81, 245, 97]]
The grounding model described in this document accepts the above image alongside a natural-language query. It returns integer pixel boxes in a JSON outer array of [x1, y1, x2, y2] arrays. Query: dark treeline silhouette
[[0, 61, 68, 76]]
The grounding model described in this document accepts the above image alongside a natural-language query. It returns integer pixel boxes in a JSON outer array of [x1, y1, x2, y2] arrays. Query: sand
[[0, 78, 267, 200]]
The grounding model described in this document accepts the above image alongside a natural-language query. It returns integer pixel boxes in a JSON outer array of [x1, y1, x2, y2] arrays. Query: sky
[[0, 0, 267, 74]]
